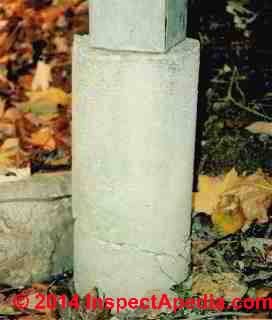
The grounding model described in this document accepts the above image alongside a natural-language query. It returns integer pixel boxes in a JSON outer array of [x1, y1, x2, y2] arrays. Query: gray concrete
[[89, 0, 188, 52], [0, 172, 73, 286], [73, 36, 200, 298]]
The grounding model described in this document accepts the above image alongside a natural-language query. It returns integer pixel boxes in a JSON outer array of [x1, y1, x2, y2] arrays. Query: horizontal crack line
[[95, 238, 189, 260], [0, 194, 71, 204]]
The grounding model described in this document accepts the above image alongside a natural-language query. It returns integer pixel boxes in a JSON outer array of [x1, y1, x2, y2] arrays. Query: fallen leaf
[[28, 87, 70, 106], [0, 138, 19, 168], [17, 87, 70, 117], [39, 5, 68, 29], [232, 170, 272, 224], [0, 100, 5, 118], [32, 61, 52, 91], [194, 169, 272, 234], [0, 122, 16, 138], [192, 273, 247, 301], [53, 36, 69, 53], [255, 288, 272, 298], [3, 107, 22, 122], [18, 74, 33, 91], [0, 303, 21, 315], [239, 313, 269, 319], [31, 127, 56, 151], [193, 168, 240, 215], [246, 122, 272, 136], [1, 138, 19, 150], [212, 194, 245, 235]]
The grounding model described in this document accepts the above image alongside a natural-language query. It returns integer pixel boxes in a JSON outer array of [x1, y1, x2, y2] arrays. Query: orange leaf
[[4, 108, 22, 123], [31, 127, 56, 151]]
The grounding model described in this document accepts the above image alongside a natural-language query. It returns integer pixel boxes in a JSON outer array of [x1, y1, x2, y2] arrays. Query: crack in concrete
[[0, 194, 71, 203], [155, 256, 178, 285], [96, 238, 189, 260]]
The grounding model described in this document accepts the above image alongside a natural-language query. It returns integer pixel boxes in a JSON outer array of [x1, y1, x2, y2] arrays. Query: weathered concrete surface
[[73, 36, 200, 298], [90, 0, 188, 52], [0, 172, 73, 286]]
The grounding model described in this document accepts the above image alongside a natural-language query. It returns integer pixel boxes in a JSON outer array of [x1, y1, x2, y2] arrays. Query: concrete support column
[[73, 1, 200, 299]]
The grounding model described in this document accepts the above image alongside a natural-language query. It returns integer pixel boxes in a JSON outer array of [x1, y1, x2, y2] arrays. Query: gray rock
[[0, 172, 73, 286]]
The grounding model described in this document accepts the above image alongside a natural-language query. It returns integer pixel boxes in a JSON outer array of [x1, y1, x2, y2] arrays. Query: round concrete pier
[[73, 36, 200, 299]]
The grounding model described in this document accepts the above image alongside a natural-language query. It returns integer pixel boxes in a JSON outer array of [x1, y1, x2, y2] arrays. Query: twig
[[199, 234, 234, 254], [227, 67, 237, 99], [229, 96, 272, 121], [0, 286, 24, 293], [224, 67, 272, 121]]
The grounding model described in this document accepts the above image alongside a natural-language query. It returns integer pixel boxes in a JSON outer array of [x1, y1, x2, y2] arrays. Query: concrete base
[[75, 233, 190, 299], [73, 36, 200, 298], [0, 172, 73, 286]]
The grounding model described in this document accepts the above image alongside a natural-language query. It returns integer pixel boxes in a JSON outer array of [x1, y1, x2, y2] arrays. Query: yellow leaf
[[194, 169, 272, 234], [17, 87, 70, 116], [193, 168, 240, 215], [27, 87, 70, 106], [212, 194, 245, 235]]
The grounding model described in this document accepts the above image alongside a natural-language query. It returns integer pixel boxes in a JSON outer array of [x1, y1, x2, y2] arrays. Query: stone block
[[89, 0, 188, 52], [0, 172, 73, 286]]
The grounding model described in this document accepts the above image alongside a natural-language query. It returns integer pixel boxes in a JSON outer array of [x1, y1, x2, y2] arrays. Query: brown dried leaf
[[39, 5, 68, 29], [0, 100, 5, 118], [246, 121, 272, 136], [192, 273, 247, 301], [227, 170, 272, 224], [0, 121, 16, 138], [255, 288, 272, 298], [18, 74, 33, 91], [239, 313, 269, 319]]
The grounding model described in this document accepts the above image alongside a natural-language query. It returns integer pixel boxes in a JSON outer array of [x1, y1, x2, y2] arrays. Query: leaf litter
[[0, 0, 88, 175]]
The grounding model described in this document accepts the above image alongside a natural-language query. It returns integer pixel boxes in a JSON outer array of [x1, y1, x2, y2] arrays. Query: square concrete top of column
[[89, 0, 188, 53]]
